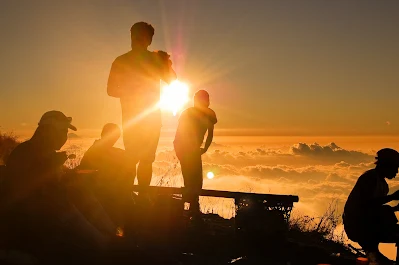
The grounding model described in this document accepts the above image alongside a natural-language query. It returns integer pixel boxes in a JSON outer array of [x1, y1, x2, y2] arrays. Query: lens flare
[[207, 171, 215, 179], [160, 80, 189, 116]]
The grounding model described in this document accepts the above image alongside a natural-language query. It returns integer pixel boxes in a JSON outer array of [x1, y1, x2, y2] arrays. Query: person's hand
[[156, 50, 170, 60], [391, 190, 399, 200], [200, 148, 207, 155], [52, 151, 68, 167]]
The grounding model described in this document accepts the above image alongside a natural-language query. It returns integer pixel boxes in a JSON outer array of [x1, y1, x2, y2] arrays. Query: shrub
[[0, 131, 20, 165]]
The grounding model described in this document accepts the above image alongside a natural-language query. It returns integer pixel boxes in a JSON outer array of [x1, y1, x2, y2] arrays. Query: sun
[[207, 171, 215, 179], [159, 80, 189, 116]]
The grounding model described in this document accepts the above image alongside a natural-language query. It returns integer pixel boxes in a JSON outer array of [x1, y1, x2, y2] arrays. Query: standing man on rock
[[107, 22, 176, 187]]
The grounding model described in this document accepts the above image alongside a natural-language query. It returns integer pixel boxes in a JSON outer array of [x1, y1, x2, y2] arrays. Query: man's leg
[[360, 223, 399, 263], [137, 162, 152, 186], [190, 150, 203, 214], [122, 122, 140, 180], [180, 155, 194, 210], [180, 149, 203, 214], [137, 124, 161, 186], [377, 223, 399, 263]]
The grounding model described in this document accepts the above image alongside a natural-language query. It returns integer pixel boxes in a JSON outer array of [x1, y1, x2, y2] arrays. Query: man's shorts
[[122, 115, 161, 163]]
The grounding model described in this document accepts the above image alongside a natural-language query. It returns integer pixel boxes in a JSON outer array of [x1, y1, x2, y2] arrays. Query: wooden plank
[[131, 185, 299, 203]]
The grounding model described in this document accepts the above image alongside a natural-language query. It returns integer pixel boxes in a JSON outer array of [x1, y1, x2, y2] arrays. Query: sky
[[1, 0, 399, 136]]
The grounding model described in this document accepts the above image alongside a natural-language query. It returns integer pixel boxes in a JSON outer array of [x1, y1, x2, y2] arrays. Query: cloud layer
[[151, 142, 382, 216]]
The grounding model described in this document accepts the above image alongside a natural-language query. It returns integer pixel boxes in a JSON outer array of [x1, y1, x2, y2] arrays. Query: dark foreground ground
[[1, 194, 361, 265]]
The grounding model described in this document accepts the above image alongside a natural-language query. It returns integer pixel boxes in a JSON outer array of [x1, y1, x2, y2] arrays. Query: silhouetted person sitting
[[1, 111, 115, 263], [79, 123, 130, 229], [343, 148, 399, 264], [107, 22, 176, 189], [174, 90, 217, 216]]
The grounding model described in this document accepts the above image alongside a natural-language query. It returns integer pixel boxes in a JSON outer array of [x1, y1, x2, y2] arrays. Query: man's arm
[[162, 61, 177, 84], [201, 125, 214, 154], [156, 51, 177, 84], [107, 60, 123, 98], [368, 189, 399, 207], [370, 194, 395, 206]]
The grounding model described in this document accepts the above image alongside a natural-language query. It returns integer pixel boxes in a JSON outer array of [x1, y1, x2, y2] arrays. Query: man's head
[[375, 148, 399, 179], [194, 90, 210, 109], [100, 123, 121, 147], [130, 22, 154, 49], [36, 110, 77, 150]]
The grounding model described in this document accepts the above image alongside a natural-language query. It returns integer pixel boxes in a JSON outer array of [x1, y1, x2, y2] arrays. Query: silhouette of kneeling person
[[343, 148, 399, 264], [1, 111, 115, 263], [174, 90, 217, 216], [79, 123, 131, 229]]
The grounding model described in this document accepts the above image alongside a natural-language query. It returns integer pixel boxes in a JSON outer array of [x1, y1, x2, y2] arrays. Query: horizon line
[[5, 128, 399, 139]]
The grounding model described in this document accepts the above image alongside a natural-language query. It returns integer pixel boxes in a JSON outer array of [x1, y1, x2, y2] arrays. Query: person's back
[[108, 23, 176, 122], [80, 141, 127, 179], [343, 168, 389, 240], [345, 169, 388, 214], [111, 49, 161, 114], [80, 123, 129, 184]]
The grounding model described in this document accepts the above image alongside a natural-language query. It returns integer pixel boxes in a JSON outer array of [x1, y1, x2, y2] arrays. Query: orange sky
[[1, 1, 399, 136]]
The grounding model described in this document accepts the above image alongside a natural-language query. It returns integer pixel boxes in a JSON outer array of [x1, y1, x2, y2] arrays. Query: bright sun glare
[[160, 80, 189, 116], [207, 172, 215, 179]]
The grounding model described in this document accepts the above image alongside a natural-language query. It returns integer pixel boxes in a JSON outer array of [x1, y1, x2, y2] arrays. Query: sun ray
[[121, 103, 160, 132]]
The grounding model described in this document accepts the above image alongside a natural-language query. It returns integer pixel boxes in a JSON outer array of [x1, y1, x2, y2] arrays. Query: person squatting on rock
[[343, 148, 399, 265]]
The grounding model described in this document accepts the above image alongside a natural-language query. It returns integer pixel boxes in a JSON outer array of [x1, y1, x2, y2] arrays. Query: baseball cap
[[38, 110, 77, 131], [376, 148, 399, 166]]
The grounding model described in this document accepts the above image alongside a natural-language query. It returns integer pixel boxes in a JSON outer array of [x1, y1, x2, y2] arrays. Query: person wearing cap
[[173, 90, 217, 217], [1, 111, 114, 263], [107, 22, 176, 188], [79, 123, 131, 228], [343, 148, 399, 264], [2, 110, 76, 205]]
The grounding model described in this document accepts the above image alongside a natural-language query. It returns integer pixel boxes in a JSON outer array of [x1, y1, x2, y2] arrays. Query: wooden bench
[[131, 185, 299, 222]]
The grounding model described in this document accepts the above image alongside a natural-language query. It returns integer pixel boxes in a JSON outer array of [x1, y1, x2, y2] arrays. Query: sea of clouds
[[66, 138, 399, 217]]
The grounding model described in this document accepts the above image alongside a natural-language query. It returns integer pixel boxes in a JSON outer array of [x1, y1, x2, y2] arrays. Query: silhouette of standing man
[[107, 22, 176, 187]]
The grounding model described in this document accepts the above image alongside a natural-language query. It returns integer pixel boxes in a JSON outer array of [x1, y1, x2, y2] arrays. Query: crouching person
[[343, 148, 399, 265], [1, 111, 116, 264], [79, 123, 131, 232]]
